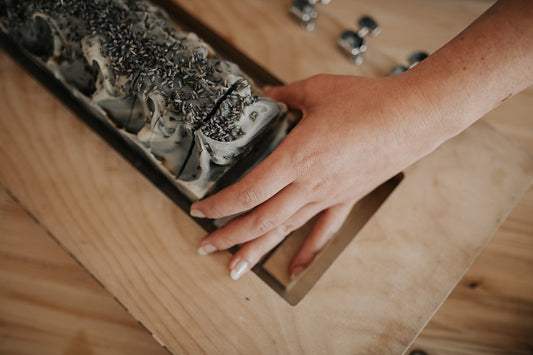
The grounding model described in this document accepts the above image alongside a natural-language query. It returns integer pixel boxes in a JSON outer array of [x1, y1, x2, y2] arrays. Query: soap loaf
[[0, 0, 287, 200]]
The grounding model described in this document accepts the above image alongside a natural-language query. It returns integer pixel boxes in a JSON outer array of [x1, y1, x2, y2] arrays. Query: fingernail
[[190, 208, 206, 218], [198, 244, 217, 256], [230, 260, 249, 280], [291, 266, 305, 279]]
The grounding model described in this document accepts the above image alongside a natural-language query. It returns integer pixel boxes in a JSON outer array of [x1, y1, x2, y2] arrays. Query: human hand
[[190, 0, 533, 281], [191, 73, 444, 280]]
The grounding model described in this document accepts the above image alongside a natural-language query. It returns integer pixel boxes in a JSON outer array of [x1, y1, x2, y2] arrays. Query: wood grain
[[1, 46, 531, 354], [408, 187, 533, 354], [171, 1, 533, 352], [172, 0, 493, 80], [0, 188, 167, 355], [1, 0, 533, 353], [263, 175, 402, 291], [173, 0, 532, 152]]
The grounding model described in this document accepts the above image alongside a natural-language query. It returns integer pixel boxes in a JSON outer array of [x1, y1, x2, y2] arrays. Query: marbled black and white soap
[[0, 0, 287, 200]]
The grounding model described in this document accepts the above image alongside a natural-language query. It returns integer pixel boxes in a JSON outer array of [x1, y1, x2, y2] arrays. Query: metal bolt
[[289, 0, 330, 31], [337, 15, 380, 65], [389, 51, 429, 75], [389, 65, 408, 76], [357, 16, 381, 37], [407, 51, 428, 68]]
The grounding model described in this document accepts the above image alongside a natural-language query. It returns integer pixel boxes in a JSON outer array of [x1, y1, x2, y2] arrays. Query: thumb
[[263, 80, 307, 109]]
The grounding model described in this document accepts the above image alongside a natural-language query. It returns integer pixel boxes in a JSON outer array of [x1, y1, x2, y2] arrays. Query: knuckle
[[239, 188, 259, 209], [295, 152, 317, 177], [278, 223, 294, 236], [253, 214, 276, 234], [309, 177, 332, 194]]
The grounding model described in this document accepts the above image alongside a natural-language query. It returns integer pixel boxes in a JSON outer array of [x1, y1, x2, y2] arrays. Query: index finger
[[190, 143, 297, 219]]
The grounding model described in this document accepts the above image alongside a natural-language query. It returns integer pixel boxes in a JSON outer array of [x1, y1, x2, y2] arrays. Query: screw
[[289, 0, 330, 31], [389, 51, 429, 75], [337, 16, 380, 65], [357, 16, 381, 37], [407, 51, 428, 68]]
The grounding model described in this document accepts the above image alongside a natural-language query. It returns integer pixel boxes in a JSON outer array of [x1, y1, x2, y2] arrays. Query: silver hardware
[[389, 51, 429, 75], [289, 0, 330, 31], [337, 16, 380, 65]]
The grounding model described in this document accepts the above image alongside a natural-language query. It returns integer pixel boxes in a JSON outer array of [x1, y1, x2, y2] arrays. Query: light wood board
[[174, 1, 533, 352], [0, 188, 168, 355], [1, 44, 532, 353], [2, 0, 533, 353], [172, 0, 493, 80]]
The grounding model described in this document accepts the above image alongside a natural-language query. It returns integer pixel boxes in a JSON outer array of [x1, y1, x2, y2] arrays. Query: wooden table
[[1, 0, 532, 353]]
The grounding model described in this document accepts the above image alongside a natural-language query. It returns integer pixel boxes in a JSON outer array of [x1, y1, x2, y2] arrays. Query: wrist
[[381, 73, 452, 159]]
